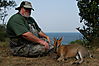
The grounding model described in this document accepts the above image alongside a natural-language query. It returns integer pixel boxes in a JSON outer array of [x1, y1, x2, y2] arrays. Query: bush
[[69, 39, 91, 48], [0, 25, 7, 42], [0, 31, 7, 41], [0, 39, 9, 47]]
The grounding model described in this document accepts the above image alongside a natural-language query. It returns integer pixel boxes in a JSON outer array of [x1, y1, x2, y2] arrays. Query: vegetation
[[76, 0, 99, 47], [0, 25, 7, 41], [0, 0, 16, 41], [0, 0, 16, 25], [69, 39, 91, 48], [0, 39, 9, 47]]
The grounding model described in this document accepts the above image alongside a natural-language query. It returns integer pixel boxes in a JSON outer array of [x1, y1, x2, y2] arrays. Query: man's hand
[[38, 31, 50, 43], [43, 41, 49, 49], [46, 36, 50, 43], [39, 40, 49, 49], [22, 32, 49, 49]]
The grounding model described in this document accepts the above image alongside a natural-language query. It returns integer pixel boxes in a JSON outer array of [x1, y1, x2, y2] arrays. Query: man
[[7, 1, 53, 57]]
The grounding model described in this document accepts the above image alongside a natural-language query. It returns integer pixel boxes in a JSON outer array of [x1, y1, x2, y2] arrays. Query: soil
[[0, 46, 99, 66]]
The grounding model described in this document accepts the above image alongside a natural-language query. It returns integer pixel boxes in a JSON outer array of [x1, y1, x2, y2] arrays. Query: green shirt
[[7, 13, 41, 38]]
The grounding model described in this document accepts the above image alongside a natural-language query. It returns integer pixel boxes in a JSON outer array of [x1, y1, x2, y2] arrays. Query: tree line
[[76, 0, 99, 47]]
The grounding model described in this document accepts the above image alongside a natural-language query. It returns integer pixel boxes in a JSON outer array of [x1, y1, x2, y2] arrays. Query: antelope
[[53, 37, 92, 64]]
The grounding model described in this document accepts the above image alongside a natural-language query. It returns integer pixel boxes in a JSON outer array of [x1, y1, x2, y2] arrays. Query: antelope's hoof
[[57, 59, 61, 62], [57, 58, 64, 62]]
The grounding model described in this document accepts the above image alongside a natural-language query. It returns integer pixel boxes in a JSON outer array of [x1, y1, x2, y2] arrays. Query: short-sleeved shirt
[[7, 13, 41, 38]]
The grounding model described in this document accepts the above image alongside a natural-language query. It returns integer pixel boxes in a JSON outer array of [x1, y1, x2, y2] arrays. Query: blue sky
[[7, 0, 82, 33]]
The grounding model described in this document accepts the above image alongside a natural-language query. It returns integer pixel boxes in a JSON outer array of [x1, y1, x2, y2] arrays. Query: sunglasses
[[24, 8, 32, 11]]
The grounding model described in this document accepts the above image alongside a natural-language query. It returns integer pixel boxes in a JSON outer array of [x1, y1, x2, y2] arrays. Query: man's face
[[22, 7, 32, 17]]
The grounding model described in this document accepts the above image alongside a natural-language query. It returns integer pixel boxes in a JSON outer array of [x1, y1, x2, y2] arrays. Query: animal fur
[[53, 37, 92, 64]]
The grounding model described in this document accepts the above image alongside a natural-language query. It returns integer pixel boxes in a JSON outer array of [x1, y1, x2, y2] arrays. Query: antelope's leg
[[73, 51, 83, 64], [76, 55, 79, 60], [73, 55, 80, 64], [57, 56, 64, 62], [78, 51, 84, 64], [57, 54, 64, 61]]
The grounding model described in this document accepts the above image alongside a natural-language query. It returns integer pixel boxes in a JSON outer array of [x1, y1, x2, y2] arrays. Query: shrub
[[69, 39, 91, 48], [0, 25, 7, 42]]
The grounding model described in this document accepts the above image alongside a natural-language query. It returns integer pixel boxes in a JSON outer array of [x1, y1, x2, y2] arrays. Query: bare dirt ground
[[0, 46, 99, 66]]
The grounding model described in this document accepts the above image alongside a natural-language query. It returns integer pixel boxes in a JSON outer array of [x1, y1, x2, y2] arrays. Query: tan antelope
[[53, 37, 92, 64]]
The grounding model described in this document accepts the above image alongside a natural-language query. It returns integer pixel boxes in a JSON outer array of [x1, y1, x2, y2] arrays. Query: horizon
[[45, 31, 80, 33]]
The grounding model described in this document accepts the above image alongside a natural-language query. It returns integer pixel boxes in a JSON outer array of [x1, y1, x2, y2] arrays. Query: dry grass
[[0, 42, 99, 66]]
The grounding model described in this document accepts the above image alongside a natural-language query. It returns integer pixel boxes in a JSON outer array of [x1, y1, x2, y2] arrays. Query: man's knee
[[29, 44, 47, 56], [10, 43, 49, 57]]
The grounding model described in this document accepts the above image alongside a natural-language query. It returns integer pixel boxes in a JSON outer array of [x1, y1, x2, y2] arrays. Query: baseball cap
[[15, 1, 34, 11]]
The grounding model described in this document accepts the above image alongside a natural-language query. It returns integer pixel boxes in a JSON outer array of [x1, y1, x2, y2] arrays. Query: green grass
[[0, 38, 9, 47]]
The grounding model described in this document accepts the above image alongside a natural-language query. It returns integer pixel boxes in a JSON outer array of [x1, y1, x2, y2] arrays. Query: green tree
[[76, 0, 99, 47], [0, 0, 16, 41], [0, 0, 16, 25]]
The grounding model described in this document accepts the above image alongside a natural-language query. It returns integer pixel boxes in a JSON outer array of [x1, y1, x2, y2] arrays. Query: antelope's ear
[[59, 37, 63, 41]]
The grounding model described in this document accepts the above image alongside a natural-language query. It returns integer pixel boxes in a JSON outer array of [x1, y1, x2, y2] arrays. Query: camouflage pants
[[9, 38, 52, 57]]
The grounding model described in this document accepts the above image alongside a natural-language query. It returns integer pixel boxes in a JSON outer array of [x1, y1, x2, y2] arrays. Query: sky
[[7, 0, 82, 33]]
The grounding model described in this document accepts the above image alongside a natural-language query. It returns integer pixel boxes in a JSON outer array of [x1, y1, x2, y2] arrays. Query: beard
[[22, 12, 31, 18]]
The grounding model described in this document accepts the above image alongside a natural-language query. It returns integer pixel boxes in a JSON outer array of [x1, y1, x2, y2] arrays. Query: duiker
[[53, 37, 92, 64]]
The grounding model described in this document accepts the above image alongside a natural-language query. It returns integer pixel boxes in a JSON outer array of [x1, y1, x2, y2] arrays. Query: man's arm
[[22, 32, 49, 49], [38, 31, 50, 43]]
